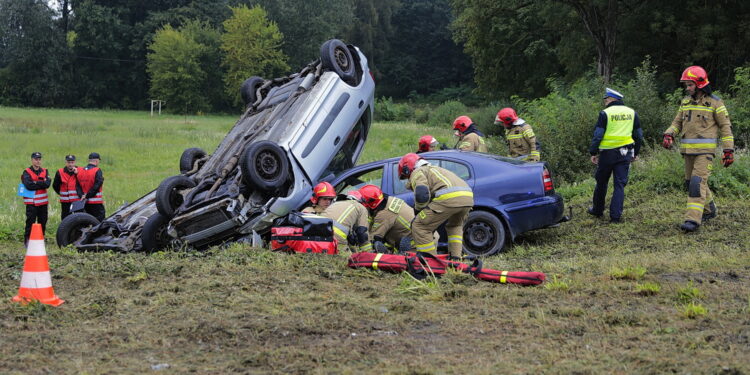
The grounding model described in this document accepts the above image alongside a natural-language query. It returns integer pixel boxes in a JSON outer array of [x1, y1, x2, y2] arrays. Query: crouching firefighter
[[321, 190, 372, 252], [358, 184, 414, 253], [302, 182, 336, 214], [398, 153, 474, 259]]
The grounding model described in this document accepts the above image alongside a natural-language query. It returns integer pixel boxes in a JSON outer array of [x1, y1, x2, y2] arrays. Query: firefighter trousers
[[412, 205, 470, 257], [683, 154, 714, 224]]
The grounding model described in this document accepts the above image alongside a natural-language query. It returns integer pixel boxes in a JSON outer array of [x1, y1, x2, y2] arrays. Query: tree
[[221, 5, 289, 107], [147, 25, 209, 114]]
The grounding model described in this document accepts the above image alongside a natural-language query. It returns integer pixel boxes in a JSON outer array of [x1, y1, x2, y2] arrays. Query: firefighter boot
[[702, 201, 717, 223], [680, 220, 700, 232]]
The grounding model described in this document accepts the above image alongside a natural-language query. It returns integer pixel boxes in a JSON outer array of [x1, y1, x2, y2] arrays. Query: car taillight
[[543, 167, 554, 193]]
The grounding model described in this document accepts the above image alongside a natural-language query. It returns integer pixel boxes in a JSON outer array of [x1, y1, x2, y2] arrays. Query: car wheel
[[141, 213, 171, 252], [320, 39, 356, 84], [463, 210, 506, 257], [240, 141, 290, 194], [240, 76, 265, 107], [179, 147, 206, 174], [56, 212, 99, 247], [156, 175, 196, 217]]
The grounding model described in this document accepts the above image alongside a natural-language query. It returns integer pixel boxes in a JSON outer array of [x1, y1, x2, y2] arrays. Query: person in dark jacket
[[52, 154, 83, 220], [21, 152, 51, 243], [587, 88, 644, 223], [77, 152, 106, 221]]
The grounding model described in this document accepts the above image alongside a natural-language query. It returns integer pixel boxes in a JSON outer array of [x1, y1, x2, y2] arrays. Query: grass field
[[1, 107, 750, 374]]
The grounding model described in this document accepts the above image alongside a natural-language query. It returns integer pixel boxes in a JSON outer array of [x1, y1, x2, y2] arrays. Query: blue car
[[327, 150, 568, 256]]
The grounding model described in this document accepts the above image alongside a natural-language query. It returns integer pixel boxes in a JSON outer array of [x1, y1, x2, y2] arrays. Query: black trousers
[[24, 204, 48, 242], [85, 204, 106, 222], [61, 202, 71, 220], [592, 148, 631, 220]]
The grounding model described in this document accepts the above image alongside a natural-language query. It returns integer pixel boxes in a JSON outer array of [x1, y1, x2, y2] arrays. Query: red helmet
[[359, 184, 384, 210], [496, 107, 518, 128], [398, 153, 422, 179], [418, 135, 438, 152], [346, 190, 363, 202], [310, 181, 335, 204], [453, 116, 473, 133], [680, 66, 709, 88]]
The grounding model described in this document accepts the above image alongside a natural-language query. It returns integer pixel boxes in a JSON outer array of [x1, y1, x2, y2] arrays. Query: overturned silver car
[[57, 39, 375, 251]]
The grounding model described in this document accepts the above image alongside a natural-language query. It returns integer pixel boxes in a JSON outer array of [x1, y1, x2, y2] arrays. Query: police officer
[[52, 154, 82, 220], [320, 190, 372, 252], [663, 66, 734, 232], [453, 116, 488, 152], [77, 152, 105, 222], [417, 135, 439, 154], [21, 152, 51, 243], [302, 182, 336, 214], [398, 153, 474, 259], [358, 184, 414, 253], [587, 88, 644, 223], [495, 107, 540, 161]]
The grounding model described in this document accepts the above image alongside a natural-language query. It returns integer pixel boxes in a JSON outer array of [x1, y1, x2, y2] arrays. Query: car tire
[[320, 39, 356, 84], [240, 141, 290, 194], [57, 212, 99, 247], [141, 213, 171, 252], [240, 76, 265, 107], [179, 147, 206, 174], [463, 210, 506, 257], [156, 175, 196, 217]]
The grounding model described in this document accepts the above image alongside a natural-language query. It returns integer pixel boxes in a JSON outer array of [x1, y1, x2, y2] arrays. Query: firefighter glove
[[722, 149, 734, 167], [662, 134, 674, 149]]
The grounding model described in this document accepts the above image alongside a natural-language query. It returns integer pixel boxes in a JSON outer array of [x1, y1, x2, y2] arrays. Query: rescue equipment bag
[[347, 252, 409, 272], [271, 211, 337, 255]]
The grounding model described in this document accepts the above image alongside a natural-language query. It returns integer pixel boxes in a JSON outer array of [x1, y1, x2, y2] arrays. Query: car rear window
[[391, 159, 471, 195]]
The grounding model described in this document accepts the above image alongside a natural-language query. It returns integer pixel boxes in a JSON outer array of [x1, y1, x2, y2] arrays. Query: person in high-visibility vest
[[77, 152, 105, 222], [52, 154, 82, 220], [663, 66, 735, 232], [21, 152, 51, 244], [587, 88, 644, 223]]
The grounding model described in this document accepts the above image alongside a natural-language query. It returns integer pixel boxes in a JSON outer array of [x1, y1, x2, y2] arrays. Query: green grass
[[1, 107, 750, 373], [609, 266, 647, 280], [635, 282, 662, 296]]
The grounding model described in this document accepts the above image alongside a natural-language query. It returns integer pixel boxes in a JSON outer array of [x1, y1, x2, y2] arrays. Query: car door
[[391, 158, 474, 207], [332, 164, 386, 199]]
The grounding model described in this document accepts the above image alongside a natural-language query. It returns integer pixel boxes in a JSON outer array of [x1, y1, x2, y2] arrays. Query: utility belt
[[600, 144, 634, 158]]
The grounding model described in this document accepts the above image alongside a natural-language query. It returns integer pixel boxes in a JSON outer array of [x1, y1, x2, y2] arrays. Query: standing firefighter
[[77, 152, 105, 222], [302, 182, 336, 214], [453, 116, 488, 152], [21, 152, 50, 244], [417, 135, 439, 154], [359, 184, 414, 253], [398, 153, 474, 258], [321, 191, 372, 252], [587, 88, 644, 223], [663, 66, 734, 232], [52, 154, 82, 220], [495, 107, 540, 161]]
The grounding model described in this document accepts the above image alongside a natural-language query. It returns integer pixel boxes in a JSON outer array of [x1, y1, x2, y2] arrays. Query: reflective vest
[[57, 168, 81, 203], [78, 167, 104, 204], [600, 106, 635, 149], [23, 168, 48, 206]]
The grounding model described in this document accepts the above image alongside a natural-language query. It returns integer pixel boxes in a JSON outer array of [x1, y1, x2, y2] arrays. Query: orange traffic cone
[[12, 223, 64, 306]]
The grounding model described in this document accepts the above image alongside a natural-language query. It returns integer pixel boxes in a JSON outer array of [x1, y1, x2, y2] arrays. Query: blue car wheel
[[463, 210, 506, 256]]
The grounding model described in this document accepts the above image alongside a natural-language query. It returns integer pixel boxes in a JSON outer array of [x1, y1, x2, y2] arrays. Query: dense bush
[[374, 97, 415, 122], [726, 65, 750, 149], [426, 100, 468, 127]]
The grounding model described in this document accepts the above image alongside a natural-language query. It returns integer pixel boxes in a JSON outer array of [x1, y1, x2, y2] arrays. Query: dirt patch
[[658, 271, 743, 284]]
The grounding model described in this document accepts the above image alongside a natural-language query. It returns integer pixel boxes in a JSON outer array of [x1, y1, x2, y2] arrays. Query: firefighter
[[21, 152, 50, 244], [495, 107, 540, 161], [52, 154, 83, 220], [321, 190, 372, 252], [417, 135, 439, 154], [587, 88, 644, 223], [302, 182, 336, 214], [663, 66, 734, 232], [398, 153, 474, 258], [359, 184, 414, 253], [77, 152, 105, 222], [453, 116, 488, 152]]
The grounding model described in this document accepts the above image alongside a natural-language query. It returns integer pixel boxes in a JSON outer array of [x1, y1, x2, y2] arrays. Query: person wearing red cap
[[358, 184, 414, 253], [452, 116, 488, 152], [495, 107, 540, 161], [417, 135, 439, 154], [302, 182, 336, 214], [663, 66, 735, 232]]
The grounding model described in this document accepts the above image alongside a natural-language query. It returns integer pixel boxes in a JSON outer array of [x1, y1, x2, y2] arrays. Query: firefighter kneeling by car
[[398, 153, 474, 259], [321, 190, 372, 252], [358, 184, 414, 253]]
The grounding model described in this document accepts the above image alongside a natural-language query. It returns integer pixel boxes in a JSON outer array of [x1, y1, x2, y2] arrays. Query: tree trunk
[[61, 0, 70, 34], [558, 0, 619, 83]]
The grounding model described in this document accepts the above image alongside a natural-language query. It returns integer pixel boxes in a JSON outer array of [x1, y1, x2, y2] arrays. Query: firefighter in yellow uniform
[[358, 184, 414, 253], [663, 66, 734, 232], [453, 116, 488, 152], [495, 107, 540, 161], [398, 153, 474, 258], [302, 182, 335, 214], [321, 190, 372, 252]]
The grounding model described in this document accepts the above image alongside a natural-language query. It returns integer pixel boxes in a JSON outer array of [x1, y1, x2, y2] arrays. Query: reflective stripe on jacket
[[664, 93, 734, 155], [78, 166, 104, 204], [22, 168, 49, 206], [407, 165, 474, 211], [57, 168, 81, 203]]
